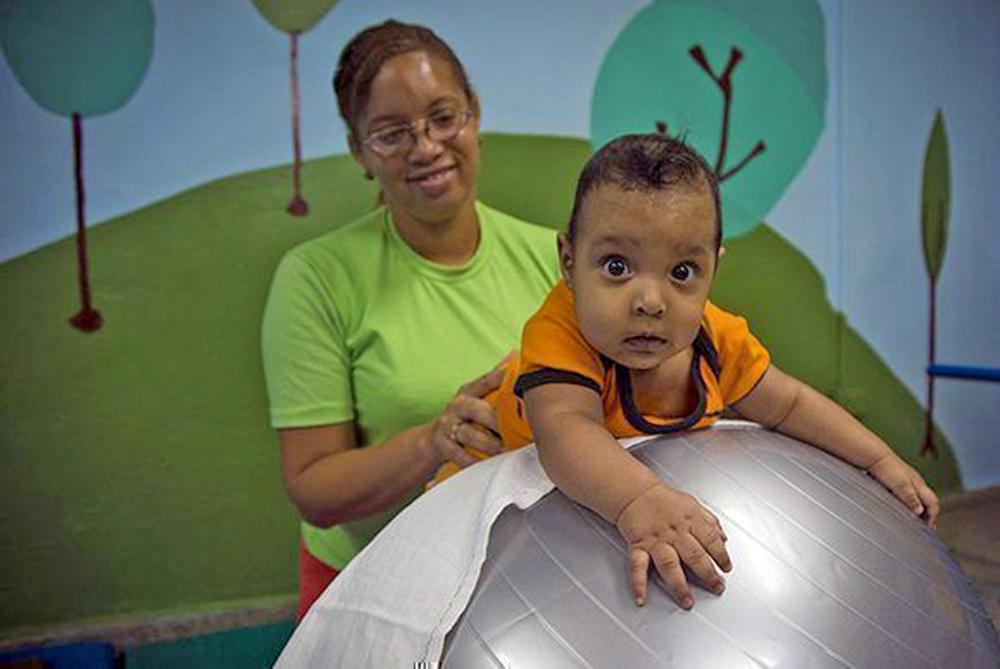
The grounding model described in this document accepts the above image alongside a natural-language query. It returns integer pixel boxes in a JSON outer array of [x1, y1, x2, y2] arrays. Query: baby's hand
[[615, 483, 731, 609], [868, 452, 940, 530]]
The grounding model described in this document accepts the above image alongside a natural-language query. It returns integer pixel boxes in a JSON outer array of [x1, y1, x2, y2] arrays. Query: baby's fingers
[[629, 548, 650, 606], [676, 535, 725, 596], [890, 478, 925, 518], [701, 509, 728, 542], [692, 522, 732, 574], [649, 543, 694, 610], [916, 479, 940, 530]]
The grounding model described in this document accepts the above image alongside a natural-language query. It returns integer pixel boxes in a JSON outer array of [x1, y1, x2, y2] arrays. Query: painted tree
[[686, 45, 766, 183], [592, 0, 826, 241], [252, 0, 339, 217], [919, 111, 951, 458], [1, 0, 154, 332]]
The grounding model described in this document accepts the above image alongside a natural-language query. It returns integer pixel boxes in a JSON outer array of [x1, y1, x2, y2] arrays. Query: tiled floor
[[938, 486, 1000, 629]]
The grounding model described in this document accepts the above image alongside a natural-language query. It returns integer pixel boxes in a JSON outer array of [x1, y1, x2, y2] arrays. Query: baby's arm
[[524, 383, 731, 608], [733, 365, 939, 528]]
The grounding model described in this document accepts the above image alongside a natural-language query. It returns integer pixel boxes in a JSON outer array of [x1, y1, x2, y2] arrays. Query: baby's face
[[562, 182, 719, 372]]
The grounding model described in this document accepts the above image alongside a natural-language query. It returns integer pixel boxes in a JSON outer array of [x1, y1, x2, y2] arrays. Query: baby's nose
[[633, 285, 665, 317]]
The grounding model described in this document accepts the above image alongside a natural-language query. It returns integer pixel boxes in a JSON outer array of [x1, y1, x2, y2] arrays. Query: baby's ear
[[557, 233, 575, 286], [714, 246, 726, 271]]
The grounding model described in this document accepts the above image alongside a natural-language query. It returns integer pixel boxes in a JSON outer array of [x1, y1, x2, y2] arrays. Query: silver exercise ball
[[442, 426, 999, 668]]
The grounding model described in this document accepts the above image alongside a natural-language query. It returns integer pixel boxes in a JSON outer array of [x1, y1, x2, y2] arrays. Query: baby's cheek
[[676, 305, 706, 343], [580, 314, 615, 350]]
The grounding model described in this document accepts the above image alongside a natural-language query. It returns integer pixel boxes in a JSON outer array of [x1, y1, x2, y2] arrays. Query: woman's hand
[[616, 483, 731, 609], [427, 353, 513, 470], [867, 452, 940, 530]]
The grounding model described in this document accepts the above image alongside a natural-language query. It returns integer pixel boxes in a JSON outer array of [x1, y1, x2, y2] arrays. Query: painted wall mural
[[591, 0, 964, 488], [592, 0, 825, 240], [251, 0, 340, 217], [0, 0, 996, 641], [919, 111, 950, 458], [0, 0, 154, 331]]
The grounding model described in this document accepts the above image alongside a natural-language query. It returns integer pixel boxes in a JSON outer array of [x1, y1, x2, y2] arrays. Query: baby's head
[[560, 133, 722, 372]]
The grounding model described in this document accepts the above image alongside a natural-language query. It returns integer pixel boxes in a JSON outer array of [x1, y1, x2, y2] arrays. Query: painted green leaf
[[251, 0, 339, 34], [921, 110, 950, 282]]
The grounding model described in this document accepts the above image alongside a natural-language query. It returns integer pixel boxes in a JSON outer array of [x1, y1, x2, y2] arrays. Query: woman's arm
[[734, 365, 939, 527], [526, 383, 730, 608], [280, 422, 434, 528], [280, 362, 508, 528]]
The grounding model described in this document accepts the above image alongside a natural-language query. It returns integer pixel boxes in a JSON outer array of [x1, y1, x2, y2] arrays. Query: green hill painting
[[0, 133, 960, 635]]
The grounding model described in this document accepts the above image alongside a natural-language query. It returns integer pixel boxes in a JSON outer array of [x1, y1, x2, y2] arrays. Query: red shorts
[[297, 539, 340, 621]]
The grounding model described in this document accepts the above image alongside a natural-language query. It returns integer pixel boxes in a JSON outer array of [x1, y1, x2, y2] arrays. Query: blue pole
[[927, 364, 1000, 382]]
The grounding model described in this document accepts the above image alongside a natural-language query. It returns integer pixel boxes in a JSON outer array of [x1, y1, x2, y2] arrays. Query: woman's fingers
[[458, 352, 514, 399], [491, 350, 517, 373], [434, 393, 502, 468], [453, 394, 500, 435], [455, 421, 503, 457], [435, 419, 478, 468], [441, 353, 513, 467]]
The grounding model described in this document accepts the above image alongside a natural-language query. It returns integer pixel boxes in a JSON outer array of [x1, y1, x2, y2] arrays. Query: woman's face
[[353, 51, 480, 227]]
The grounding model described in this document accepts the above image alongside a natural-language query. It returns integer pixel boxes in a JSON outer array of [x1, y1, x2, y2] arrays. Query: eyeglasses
[[362, 107, 474, 158]]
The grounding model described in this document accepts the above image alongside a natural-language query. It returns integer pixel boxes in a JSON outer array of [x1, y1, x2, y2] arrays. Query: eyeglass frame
[[360, 107, 475, 158]]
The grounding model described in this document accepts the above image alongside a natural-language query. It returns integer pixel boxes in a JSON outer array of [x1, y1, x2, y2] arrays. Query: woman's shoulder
[[280, 207, 388, 272], [268, 207, 389, 313], [478, 202, 557, 243], [477, 202, 559, 280]]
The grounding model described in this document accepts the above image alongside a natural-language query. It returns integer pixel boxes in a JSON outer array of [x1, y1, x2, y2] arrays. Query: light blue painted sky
[[2, 0, 997, 486], [0, 0, 644, 262]]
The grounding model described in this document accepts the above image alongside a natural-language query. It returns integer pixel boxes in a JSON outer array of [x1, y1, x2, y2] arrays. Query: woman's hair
[[333, 20, 478, 138], [567, 133, 722, 249]]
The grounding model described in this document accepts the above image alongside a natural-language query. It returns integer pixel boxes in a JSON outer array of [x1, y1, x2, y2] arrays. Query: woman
[[261, 20, 560, 620]]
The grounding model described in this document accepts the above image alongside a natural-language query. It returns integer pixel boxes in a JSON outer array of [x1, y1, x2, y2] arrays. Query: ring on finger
[[450, 420, 464, 444]]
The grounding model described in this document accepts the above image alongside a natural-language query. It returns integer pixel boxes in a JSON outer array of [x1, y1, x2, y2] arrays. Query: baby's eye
[[670, 262, 698, 283], [601, 255, 631, 278]]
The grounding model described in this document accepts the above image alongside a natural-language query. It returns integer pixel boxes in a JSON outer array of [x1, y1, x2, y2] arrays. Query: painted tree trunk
[[921, 280, 938, 457], [286, 31, 308, 217], [69, 112, 102, 332], [687, 45, 766, 184]]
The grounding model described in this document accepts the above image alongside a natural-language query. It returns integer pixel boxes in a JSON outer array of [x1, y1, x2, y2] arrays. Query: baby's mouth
[[624, 334, 668, 351]]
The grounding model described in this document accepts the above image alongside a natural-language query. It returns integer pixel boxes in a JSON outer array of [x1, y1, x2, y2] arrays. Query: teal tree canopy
[[0, 0, 154, 118], [591, 0, 827, 239]]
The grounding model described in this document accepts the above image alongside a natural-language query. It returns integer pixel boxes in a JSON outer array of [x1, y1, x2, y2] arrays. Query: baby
[[438, 133, 938, 610]]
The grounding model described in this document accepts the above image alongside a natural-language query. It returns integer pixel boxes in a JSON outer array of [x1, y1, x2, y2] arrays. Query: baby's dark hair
[[567, 133, 722, 248]]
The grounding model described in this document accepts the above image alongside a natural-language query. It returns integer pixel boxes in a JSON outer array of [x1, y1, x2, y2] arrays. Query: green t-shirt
[[261, 201, 560, 568]]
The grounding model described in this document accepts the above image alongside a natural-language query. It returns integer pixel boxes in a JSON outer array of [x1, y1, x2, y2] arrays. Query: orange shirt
[[432, 280, 770, 484]]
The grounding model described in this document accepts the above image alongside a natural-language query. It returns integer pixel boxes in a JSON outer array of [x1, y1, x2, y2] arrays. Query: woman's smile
[[408, 164, 457, 196]]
